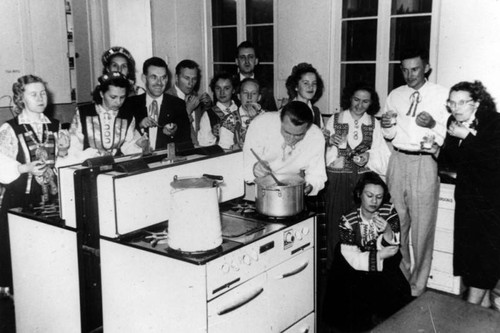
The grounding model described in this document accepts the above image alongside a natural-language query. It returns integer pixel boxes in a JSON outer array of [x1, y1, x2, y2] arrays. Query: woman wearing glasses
[[439, 80, 500, 307]]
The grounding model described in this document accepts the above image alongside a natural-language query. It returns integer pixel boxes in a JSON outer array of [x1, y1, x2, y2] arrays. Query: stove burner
[[165, 245, 224, 257], [231, 202, 256, 215]]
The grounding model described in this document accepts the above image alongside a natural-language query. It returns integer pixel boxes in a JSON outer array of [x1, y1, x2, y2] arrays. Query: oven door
[[208, 272, 271, 333], [267, 248, 314, 332]]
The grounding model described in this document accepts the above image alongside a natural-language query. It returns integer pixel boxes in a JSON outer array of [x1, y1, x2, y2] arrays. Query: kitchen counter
[[373, 290, 500, 332]]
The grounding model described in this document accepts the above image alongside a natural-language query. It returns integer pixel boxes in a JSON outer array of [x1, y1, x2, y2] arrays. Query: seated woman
[[63, 72, 146, 164], [0, 75, 69, 295], [323, 172, 411, 332], [101, 46, 144, 96]]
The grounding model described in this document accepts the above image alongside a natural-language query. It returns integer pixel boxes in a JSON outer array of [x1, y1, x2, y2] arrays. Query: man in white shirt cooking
[[243, 101, 327, 196]]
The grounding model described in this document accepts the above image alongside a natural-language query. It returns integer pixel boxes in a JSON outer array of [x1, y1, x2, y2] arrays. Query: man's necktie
[[150, 99, 158, 121], [406, 91, 421, 117]]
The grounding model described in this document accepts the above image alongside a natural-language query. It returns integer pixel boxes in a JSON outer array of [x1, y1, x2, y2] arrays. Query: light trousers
[[386, 150, 439, 296]]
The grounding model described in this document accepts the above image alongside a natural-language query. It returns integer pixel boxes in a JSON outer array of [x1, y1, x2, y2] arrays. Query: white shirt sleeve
[[197, 112, 217, 147], [218, 126, 234, 149], [0, 123, 21, 184], [382, 94, 397, 140], [324, 114, 339, 166], [304, 134, 326, 196]]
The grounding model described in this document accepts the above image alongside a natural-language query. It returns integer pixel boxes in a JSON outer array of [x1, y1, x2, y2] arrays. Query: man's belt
[[393, 147, 433, 156]]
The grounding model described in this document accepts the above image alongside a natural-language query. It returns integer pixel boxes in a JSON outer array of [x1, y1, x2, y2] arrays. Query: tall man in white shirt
[[234, 41, 278, 111], [166, 59, 212, 146], [243, 101, 327, 196], [380, 48, 449, 297]]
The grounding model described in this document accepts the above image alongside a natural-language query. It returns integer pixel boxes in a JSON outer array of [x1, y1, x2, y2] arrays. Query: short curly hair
[[448, 81, 497, 118], [12, 75, 47, 113], [340, 82, 380, 116], [285, 63, 324, 104]]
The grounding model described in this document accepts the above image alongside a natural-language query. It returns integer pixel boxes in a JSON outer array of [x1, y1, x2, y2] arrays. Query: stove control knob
[[302, 227, 310, 235], [295, 230, 303, 240], [243, 254, 251, 265], [250, 250, 259, 261], [231, 261, 240, 271], [285, 232, 295, 243], [221, 263, 230, 273]]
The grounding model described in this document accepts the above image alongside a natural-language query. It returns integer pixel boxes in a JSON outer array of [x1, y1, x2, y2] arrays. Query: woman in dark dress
[[323, 172, 411, 332], [439, 80, 500, 307], [0, 75, 68, 296]]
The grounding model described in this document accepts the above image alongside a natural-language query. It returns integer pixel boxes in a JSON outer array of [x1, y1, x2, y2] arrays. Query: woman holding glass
[[323, 172, 411, 332], [323, 82, 390, 268], [0, 75, 69, 295], [439, 81, 500, 307]]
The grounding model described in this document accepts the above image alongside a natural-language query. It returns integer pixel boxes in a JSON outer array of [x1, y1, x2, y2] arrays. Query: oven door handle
[[217, 287, 264, 316], [275, 261, 309, 279]]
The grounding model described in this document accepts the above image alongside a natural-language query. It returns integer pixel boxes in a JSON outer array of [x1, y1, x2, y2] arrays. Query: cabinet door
[[267, 248, 315, 332], [283, 312, 315, 333], [208, 273, 271, 333]]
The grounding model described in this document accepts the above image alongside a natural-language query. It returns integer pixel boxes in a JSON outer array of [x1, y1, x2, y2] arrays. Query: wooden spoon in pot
[[250, 148, 286, 186]]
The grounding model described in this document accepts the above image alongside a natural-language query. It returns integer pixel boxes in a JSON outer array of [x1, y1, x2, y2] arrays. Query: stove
[[100, 198, 316, 332], [115, 198, 310, 265]]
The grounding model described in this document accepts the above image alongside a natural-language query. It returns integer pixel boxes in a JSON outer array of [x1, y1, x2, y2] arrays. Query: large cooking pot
[[168, 175, 222, 252], [254, 174, 305, 217]]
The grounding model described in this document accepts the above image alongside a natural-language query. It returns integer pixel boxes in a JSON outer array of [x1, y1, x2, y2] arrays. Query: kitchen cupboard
[[0, 0, 74, 106], [427, 183, 463, 294]]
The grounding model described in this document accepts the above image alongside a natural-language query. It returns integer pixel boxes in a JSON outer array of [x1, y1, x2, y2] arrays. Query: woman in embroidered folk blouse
[[323, 82, 390, 268], [323, 172, 411, 332], [63, 72, 145, 164], [0, 75, 69, 293]]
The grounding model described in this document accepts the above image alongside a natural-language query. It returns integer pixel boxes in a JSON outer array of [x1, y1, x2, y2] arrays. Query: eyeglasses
[[446, 99, 474, 109]]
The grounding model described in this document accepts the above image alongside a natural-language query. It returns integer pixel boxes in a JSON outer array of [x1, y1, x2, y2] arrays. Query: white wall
[[437, 0, 500, 102], [108, 0, 153, 89], [150, 0, 207, 91], [276, 0, 334, 114]]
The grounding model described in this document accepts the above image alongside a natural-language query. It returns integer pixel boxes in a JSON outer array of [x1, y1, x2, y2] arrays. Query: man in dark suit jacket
[[233, 41, 278, 111], [166, 59, 212, 146], [122, 57, 193, 151]]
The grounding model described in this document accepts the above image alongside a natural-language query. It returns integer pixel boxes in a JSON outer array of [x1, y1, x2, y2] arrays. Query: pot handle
[[261, 188, 282, 197]]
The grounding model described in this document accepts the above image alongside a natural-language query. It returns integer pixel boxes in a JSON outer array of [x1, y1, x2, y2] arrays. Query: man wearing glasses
[[234, 41, 278, 111], [380, 48, 449, 298]]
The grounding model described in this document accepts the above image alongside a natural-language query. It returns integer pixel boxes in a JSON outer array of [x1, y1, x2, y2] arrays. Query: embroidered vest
[[6, 117, 59, 198], [78, 103, 134, 155], [328, 112, 374, 174]]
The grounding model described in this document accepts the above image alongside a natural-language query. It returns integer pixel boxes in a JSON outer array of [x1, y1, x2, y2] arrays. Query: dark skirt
[[325, 170, 362, 268], [323, 244, 412, 332], [454, 192, 500, 289]]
